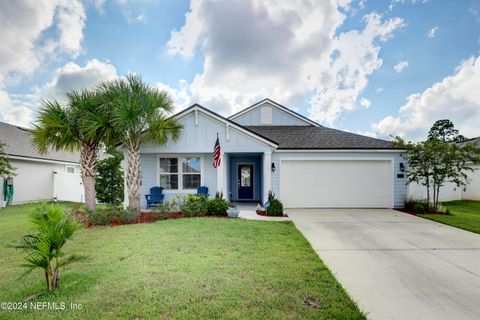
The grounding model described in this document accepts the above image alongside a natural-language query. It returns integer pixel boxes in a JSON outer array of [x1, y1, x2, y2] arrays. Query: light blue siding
[[232, 102, 310, 126], [140, 111, 273, 154], [138, 109, 274, 209], [271, 151, 407, 208]]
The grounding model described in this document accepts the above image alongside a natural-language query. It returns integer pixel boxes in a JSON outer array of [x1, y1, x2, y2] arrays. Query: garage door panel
[[280, 160, 393, 208]]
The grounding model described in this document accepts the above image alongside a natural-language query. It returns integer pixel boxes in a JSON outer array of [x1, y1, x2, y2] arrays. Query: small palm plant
[[8, 203, 86, 292]]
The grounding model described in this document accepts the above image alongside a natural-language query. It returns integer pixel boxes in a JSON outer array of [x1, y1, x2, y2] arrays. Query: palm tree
[[98, 74, 182, 211], [8, 203, 86, 292], [31, 90, 112, 211]]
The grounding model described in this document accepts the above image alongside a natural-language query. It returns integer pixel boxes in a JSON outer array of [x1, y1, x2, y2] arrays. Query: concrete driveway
[[287, 208, 480, 320]]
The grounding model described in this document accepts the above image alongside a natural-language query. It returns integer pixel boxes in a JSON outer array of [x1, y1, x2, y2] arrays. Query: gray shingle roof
[[0, 122, 80, 163], [457, 137, 480, 148], [245, 125, 398, 149]]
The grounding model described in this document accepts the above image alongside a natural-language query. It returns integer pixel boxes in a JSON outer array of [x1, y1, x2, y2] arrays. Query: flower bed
[[73, 193, 232, 228]]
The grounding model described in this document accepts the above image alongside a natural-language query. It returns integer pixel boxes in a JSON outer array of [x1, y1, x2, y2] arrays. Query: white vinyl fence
[[407, 165, 480, 202], [53, 171, 84, 203]]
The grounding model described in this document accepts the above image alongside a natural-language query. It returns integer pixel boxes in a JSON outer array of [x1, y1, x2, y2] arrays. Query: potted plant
[[256, 203, 267, 216], [227, 203, 240, 218]]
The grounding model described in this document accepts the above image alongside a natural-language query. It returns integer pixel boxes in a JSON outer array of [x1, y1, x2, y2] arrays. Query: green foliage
[[95, 151, 124, 205], [428, 119, 467, 142], [178, 194, 208, 217], [85, 206, 139, 225], [0, 140, 15, 178], [267, 190, 275, 202], [206, 194, 229, 216], [7, 202, 86, 292], [395, 120, 480, 210], [267, 199, 284, 216], [30, 89, 113, 211], [97, 74, 183, 211]]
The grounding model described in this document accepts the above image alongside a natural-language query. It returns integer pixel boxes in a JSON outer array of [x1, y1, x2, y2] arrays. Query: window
[[182, 157, 201, 189], [159, 158, 178, 189], [65, 165, 76, 174], [159, 156, 202, 190]]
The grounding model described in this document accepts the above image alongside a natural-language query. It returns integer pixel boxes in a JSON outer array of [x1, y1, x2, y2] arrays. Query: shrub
[[85, 206, 138, 225], [405, 198, 431, 214], [267, 198, 284, 216], [95, 151, 124, 205], [178, 194, 208, 217], [206, 192, 229, 216], [8, 203, 86, 292]]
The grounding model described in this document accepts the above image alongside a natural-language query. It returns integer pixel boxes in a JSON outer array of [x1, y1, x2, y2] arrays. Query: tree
[[8, 203, 86, 292], [95, 151, 124, 205], [428, 119, 467, 142], [98, 74, 182, 211], [396, 121, 480, 210], [31, 90, 113, 211], [0, 140, 15, 178]]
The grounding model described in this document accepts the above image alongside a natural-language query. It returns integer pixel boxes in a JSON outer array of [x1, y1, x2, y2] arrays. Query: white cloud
[[0, 0, 86, 82], [1, 60, 118, 127], [372, 56, 480, 140], [124, 8, 147, 24], [376, 87, 384, 93], [360, 97, 371, 108], [166, 0, 404, 124], [427, 26, 438, 38], [0, 89, 33, 127], [394, 60, 408, 73]]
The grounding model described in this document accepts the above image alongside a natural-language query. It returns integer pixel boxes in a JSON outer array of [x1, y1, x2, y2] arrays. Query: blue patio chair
[[145, 186, 165, 209], [197, 186, 209, 196]]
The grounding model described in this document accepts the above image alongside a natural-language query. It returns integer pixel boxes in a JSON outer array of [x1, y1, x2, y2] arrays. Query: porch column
[[217, 151, 225, 195], [263, 151, 272, 204]]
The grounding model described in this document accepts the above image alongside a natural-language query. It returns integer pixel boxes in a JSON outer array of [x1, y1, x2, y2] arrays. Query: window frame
[[157, 155, 204, 192], [65, 165, 76, 174]]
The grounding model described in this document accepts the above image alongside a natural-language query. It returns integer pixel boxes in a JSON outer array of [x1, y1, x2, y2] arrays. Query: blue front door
[[238, 164, 254, 200]]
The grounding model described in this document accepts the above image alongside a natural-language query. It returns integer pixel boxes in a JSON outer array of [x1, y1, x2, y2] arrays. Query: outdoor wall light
[[399, 162, 405, 172], [271, 162, 276, 172]]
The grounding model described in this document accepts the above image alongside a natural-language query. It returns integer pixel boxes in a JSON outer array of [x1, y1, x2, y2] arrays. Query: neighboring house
[[133, 99, 407, 209], [408, 137, 480, 201], [0, 122, 83, 206]]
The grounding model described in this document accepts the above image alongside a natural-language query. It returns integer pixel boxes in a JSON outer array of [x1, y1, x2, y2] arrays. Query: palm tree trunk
[[126, 143, 141, 212], [80, 144, 97, 211]]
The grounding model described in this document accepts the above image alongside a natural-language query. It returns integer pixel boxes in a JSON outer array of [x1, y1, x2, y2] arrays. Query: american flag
[[213, 135, 221, 168]]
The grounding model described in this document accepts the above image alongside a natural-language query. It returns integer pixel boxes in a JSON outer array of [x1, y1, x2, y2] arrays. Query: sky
[[0, 0, 479, 141]]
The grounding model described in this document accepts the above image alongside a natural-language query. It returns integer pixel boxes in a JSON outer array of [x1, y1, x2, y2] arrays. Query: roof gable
[[173, 104, 278, 148], [228, 98, 320, 127]]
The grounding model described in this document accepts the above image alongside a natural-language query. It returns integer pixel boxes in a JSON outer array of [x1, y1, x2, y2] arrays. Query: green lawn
[[419, 200, 480, 234], [0, 203, 364, 320]]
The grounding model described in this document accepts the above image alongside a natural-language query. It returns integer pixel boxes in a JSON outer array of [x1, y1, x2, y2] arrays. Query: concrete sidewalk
[[288, 208, 480, 320]]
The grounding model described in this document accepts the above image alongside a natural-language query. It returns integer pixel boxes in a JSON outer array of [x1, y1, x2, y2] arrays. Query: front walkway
[[288, 208, 480, 320], [236, 202, 290, 221]]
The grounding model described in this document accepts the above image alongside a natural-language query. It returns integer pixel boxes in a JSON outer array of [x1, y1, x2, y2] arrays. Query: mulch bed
[[74, 211, 229, 228]]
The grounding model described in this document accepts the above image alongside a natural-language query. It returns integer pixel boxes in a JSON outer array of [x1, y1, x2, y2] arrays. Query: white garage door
[[280, 160, 393, 208]]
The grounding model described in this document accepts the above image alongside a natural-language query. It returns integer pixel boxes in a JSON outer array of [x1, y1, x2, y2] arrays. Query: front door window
[[238, 164, 254, 200]]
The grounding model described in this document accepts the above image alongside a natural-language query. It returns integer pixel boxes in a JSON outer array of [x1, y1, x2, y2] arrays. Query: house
[[408, 137, 480, 201], [133, 99, 407, 209], [0, 121, 83, 207]]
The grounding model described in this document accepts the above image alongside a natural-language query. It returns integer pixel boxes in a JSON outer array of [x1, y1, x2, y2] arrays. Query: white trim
[[7, 155, 80, 165], [263, 151, 272, 204], [156, 154, 204, 193], [275, 149, 405, 153], [175, 106, 278, 148], [229, 99, 320, 127], [278, 157, 395, 208]]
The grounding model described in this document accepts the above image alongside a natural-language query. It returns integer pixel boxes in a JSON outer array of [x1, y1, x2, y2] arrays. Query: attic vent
[[260, 106, 272, 124]]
